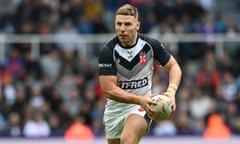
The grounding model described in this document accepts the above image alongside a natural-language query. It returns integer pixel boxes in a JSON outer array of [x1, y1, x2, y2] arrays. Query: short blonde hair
[[116, 4, 139, 20]]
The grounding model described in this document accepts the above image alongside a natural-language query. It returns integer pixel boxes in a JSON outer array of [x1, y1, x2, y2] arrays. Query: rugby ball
[[150, 95, 172, 121]]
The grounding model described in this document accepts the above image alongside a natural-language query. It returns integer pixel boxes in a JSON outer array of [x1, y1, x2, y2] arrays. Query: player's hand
[[139, 94, 158, 117], [163, 90, 176, 112]]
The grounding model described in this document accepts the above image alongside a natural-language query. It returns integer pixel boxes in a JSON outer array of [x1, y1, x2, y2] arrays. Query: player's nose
[[119, 25, 126, 31]]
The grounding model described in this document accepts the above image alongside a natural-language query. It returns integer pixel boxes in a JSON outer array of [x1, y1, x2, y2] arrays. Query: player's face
[[115, 15, 140, 47]]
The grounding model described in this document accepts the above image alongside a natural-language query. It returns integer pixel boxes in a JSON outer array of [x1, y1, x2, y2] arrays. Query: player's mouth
[[119, 34, 128, 39]]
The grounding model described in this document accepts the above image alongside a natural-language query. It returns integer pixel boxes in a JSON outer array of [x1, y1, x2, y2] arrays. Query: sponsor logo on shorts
[[138, 107, 145, 112]]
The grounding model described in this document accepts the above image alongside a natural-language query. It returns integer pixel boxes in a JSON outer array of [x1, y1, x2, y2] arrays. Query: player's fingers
[[163, 92, 171, 97], [147, 112, 153, 118], [148, 104, 155, 112], [148, 94, 158, 105], [172, 105, 176, 112], [150, 100, 158, 106], [148, 94, 157, 98], [170, 103, 176, 112], [170, 103, 174, 110]]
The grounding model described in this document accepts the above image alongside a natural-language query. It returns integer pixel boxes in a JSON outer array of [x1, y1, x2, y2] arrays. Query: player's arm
[[163, 55, 182, 93], [150, 38, 182, 111], [150, 39, 182, 92], [99, 75, 156, 115], [162, 55, 182, 111], [99, 75, 141, 104]]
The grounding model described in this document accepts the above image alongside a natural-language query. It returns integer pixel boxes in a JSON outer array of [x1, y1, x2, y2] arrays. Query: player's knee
[[120, 137, 136, 144]]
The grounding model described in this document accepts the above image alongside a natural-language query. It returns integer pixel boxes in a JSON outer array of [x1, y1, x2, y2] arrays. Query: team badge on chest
[[139, 51, 146, 66]]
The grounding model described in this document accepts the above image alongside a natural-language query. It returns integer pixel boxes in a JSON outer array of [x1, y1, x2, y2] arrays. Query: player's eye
[[116, 22, 122, 26], [125, 22, 132, 26]]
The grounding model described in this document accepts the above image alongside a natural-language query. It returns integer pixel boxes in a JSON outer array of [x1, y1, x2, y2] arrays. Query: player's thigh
[[108, 139, 120, 144], [122, 114, 148, 139], [104, 113, 125, 139]]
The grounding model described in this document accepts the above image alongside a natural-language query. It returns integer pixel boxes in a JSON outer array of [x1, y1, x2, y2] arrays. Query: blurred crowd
[[0, 0, 240, 35], [1, 0, 240, 138]]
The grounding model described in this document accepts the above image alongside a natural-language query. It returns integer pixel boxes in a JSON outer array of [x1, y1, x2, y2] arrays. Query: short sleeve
[[98, 46, 117, 75], [150, 39, 171, 66]]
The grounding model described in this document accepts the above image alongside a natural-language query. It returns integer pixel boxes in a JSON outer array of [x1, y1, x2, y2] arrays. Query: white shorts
[[103, 106, 151, 139]]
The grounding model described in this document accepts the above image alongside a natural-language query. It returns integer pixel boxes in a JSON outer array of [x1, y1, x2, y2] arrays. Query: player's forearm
[[104, 86, 141, 105], [167, 63, 182, 93]]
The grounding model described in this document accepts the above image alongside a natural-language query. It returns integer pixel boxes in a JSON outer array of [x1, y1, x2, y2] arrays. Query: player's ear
[[136, 21, 140, 31]]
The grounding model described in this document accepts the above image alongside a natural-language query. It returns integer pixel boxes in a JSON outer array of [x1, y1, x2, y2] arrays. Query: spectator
[[152, 0, 171, 23], [57, 74, 75, 100], [29, 83, 45, 110], [175, 111, 192, 134], [177, 88, 190, 113], [40, 48, 62, 81], [7, 112, 22, 137], [58, 1, 71, 21], [0, 0, 20, 17], [64, 87, 81, 117], [74, 72, 87, 97], [91, 118, 104, 136], [214, 12, 226, 33], [64, 115, 94, 142], [0, 92, 10, 118], [217, 51, 236, 75], [11, 88, 27, 116], [60, 50, 78, 76], [48, 88, 63, 113], [220, 71, 238, 102], [0, 14, 15, 34], [225, 102, 239, 132], [55, 19, 78, 52], [152, 120, 177, 136], [171, 0, 188, 21], [90, 98, 105, 121], [198, 14, 216, 51], [204, 114, 230, 140], [57, 102, 73, 130], [3, 48, 24, 80], [23, 112, 50, 138], [187, 0, 206, 22], [23, 51, 42, 79], [188, 87, 213, 120], [196, 51, 220, 95], [48, 113, 63, 135], [0, 113, 7, 133], [76, 14, 93, 34], [3, 78, 16, 106]]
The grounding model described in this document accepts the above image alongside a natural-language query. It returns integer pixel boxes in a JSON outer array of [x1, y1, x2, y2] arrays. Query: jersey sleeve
[[149, 39, 171, 66], [98, 46, 117, 75]]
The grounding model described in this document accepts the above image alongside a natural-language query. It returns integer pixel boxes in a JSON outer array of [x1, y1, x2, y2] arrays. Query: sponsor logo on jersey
[[98, 63, 112, 68], [118, 77, 148, 89]]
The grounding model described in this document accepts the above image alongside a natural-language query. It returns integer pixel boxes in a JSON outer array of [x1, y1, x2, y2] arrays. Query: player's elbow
[[99, 76, 118, 98], [101, 86, 115, 98]]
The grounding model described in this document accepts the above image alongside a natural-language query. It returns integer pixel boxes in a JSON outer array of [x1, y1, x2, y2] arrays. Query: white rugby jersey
[[98, 33, 171, 115]]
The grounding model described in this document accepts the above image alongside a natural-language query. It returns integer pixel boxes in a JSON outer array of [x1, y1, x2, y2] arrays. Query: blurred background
[[0, 0, 240, 143]]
